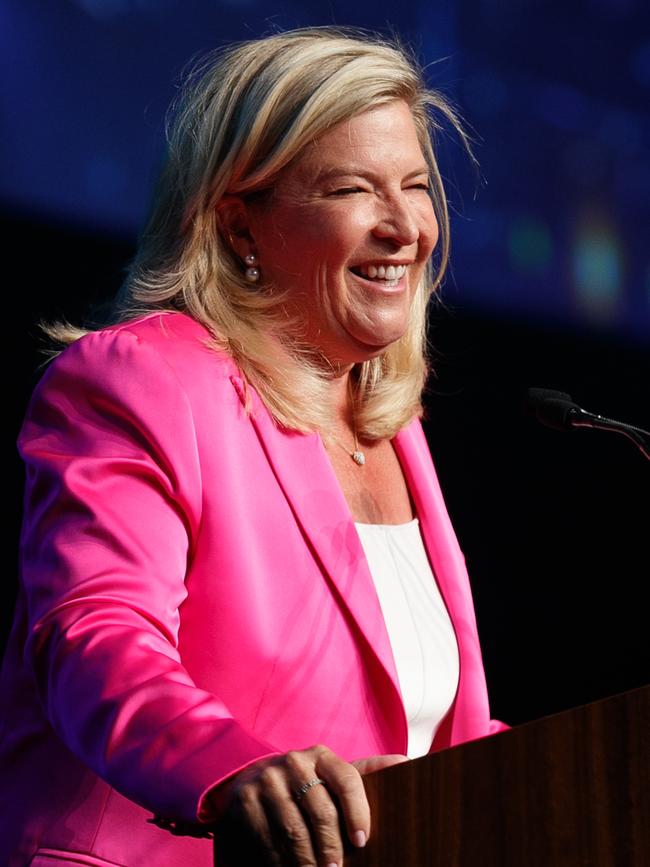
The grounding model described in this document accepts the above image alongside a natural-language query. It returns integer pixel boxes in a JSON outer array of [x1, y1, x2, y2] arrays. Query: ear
[[216, 196, 255, 259]]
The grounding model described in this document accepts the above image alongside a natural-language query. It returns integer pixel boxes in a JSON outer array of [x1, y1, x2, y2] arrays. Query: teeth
[[355, 264, 407, 280]]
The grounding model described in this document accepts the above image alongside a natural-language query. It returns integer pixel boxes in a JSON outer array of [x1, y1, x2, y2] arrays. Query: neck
[[326, 366, 356, 429]]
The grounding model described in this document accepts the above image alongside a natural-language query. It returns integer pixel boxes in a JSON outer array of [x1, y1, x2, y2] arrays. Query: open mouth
[[349, 264, 408, 288]]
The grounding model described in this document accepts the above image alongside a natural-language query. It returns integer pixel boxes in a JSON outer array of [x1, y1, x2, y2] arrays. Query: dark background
[[4, 0, 649, 728]]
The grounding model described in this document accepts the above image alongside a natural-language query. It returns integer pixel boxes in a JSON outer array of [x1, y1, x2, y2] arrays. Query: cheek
[[299, 202, 373, 251], [271, 215, 352, 273], [420, 203, 439, 256]]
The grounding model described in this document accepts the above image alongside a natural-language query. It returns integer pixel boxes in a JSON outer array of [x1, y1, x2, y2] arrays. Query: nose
[[372, 193, 419, 247]]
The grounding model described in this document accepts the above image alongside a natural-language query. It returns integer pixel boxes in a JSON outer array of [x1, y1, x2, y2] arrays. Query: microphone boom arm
[[567, 408, 650, 461]]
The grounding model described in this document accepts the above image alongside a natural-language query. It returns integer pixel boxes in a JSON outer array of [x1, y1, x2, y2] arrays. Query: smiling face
[[224, 99, 439, 369]]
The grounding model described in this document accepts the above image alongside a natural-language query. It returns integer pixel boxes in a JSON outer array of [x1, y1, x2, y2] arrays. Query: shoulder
[[40, 312, 238, 395], [23, 312, 245, 439], [70, 311, 234, 372], [103, 310, 222, 354]]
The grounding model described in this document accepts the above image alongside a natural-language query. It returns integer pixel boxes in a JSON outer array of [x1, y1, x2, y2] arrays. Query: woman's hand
[[209, 744, 408, 866]]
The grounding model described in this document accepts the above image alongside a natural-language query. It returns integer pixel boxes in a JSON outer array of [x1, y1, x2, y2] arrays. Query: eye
[[407, 183, 430, 191], [330, 187, 365, 196]]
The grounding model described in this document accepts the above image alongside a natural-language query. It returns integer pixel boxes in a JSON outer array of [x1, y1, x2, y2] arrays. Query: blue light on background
[[572, 214, 623, 321], [508, 217, 554, 277]]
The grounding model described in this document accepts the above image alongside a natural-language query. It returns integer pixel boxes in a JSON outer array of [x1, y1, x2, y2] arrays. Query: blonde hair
[[44, 27, 473, 438]]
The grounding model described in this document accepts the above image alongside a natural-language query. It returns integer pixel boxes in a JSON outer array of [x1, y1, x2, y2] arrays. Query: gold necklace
[[329, 430, 366, 466], [330, 434, 366, 467], [326, 376, 366, 466]]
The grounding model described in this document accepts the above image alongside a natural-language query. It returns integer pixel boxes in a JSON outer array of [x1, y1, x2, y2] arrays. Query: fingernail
[[326, 863, 339, 867], [352, 830, 367, 847]]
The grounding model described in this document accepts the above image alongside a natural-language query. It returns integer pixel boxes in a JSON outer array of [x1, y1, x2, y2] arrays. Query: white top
[[355, 519, 460, 758]]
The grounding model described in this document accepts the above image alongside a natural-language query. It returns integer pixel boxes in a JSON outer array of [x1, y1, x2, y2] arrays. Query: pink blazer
[[0, 311, 506, 866]]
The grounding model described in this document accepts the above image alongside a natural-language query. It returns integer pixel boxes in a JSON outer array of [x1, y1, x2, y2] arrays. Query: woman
[[1, 27, 507, 867]]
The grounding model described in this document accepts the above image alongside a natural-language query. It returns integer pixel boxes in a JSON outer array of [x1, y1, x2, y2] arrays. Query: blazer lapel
[[229, 375, 407, 748], [395, 420, 493, 749], [393, 420, 465, 622]]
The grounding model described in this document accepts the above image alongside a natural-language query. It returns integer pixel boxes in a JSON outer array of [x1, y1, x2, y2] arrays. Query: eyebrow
[[313, 165, 430, 185]]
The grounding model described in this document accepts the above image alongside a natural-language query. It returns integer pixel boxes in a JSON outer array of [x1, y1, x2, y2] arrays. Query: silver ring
[[294, 777, 326, 802]]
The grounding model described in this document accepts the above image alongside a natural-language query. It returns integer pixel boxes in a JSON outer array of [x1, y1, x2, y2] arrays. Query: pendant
[[352, 450, 366, 466]]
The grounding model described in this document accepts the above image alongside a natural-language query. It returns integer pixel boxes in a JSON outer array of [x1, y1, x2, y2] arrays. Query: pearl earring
[[244, 253, 260, 283]]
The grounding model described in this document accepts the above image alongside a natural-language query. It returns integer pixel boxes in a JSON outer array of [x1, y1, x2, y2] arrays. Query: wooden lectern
[[346, 685, 650, 866]]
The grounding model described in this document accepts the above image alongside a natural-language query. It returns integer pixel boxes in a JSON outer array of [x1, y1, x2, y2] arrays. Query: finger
[[351, 754, 409, 775], [215, 782, 282, 867], [293, 777, 345, 867], [314, 747, 370, 849], [258, 762, 320, 866]]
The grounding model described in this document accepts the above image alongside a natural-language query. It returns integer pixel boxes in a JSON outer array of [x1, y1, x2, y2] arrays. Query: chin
[[360, 319, 409, 349], [323, 312, 410, 365], [346, 328, 408, 362]]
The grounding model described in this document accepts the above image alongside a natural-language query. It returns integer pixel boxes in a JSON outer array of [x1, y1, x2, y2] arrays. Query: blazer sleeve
[[18, 327, 280, 826]]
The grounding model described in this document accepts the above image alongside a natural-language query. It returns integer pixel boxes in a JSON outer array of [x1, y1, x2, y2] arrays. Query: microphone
[[526, 388, 650, 461]]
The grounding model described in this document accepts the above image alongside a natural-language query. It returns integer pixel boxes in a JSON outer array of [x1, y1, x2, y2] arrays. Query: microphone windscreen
[[525, 388, 579, 431]]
